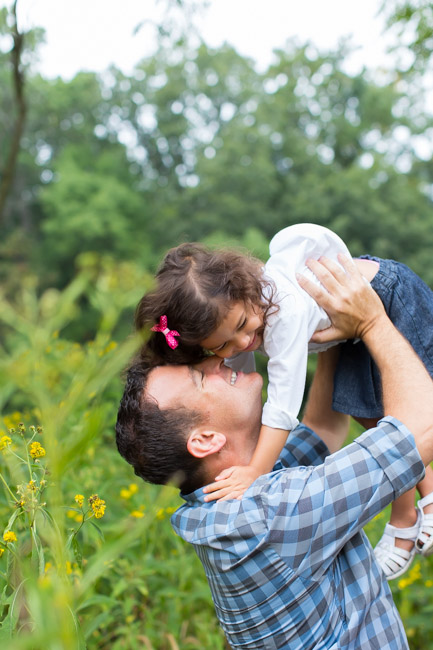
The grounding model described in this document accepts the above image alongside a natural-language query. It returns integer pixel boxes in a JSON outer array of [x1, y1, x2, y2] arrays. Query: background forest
[[1, 0, 433, 648]]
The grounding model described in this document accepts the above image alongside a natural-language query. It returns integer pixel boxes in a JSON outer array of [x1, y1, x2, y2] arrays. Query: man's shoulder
[[171, 427, 329, 547], [278, 424, 330, 469]]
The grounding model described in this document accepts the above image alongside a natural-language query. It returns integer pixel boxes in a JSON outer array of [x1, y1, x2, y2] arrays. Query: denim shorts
[[332, 255, 433, 419]]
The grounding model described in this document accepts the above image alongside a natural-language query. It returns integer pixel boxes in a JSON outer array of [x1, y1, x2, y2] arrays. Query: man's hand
[[202, 465, 261, 502], [297, 254, 387, 344]]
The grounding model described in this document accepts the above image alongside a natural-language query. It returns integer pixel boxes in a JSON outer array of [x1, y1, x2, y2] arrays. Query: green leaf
[[5, 508, 21, 531], [76, 594, 118, 612], [72, 535, 83, 569], [88, 520, 104, 541]]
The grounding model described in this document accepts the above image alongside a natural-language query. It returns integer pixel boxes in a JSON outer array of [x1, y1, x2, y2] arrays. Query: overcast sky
[[4, 0, 396, 79]]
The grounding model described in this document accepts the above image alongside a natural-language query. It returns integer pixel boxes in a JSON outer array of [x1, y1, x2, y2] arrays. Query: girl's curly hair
[[135, 242, 276, 366]]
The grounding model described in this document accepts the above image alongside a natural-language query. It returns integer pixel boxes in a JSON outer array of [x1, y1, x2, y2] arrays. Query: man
[[116, 256, 433, 649]]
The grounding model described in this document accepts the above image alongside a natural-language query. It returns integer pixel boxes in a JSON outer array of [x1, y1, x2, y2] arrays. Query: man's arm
[[302, 347, 350, 454], [298, 254, 433, 467]]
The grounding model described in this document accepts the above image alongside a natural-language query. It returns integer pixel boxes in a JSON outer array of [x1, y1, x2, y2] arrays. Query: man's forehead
[[146, 364, 197, 408]]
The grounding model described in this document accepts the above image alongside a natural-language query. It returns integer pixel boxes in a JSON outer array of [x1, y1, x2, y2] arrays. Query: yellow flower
[[99, 341, 118, 357], [3, 412, 22, 429], [156, 508, 165, 520], [0, 435, 12, 451], [130, 510, 144, 518], [3, 531, 17, 543], [65, 561, 73, 575], [89, 494, 106, 519], [129, 483, 139, 495], [120, 488, 132, 499], [0, 549, 4, 558], [29, 441, 46, 459], [27, 480, 37, 491], [74, 494, 84, 507]]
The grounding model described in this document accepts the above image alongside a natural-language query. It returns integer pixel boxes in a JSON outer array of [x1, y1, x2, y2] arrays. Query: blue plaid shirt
[[171, 417, 424, 649]]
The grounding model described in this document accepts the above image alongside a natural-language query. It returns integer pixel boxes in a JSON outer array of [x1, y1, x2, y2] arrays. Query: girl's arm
[[203, 425, 289, 502]]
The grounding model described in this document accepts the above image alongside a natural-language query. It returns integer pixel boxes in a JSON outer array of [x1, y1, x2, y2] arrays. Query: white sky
[[6, 0, 397, 79]]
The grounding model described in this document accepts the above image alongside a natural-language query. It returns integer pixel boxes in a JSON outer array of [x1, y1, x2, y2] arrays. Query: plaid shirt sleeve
[[259, 416, 424, 577]]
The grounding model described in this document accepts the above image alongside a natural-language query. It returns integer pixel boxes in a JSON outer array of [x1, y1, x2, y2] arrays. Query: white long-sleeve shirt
[[226, 223, 352, 431]]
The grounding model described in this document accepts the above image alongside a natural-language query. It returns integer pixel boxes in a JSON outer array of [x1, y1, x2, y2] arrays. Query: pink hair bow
[[151, 315, 180, 350]]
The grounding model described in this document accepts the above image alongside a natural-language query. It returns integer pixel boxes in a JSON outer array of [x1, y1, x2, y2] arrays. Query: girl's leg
[[387, 488, 418, 552], [417, 464, 433, 502], [415, 464, 433, 553], [361, 433, 433, 552], [355, 417, 420, 578]]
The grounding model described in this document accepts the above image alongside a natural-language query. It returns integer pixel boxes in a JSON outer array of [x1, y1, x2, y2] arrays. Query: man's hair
[[115, 360, 206, 493], [135, 242, 276, 366]]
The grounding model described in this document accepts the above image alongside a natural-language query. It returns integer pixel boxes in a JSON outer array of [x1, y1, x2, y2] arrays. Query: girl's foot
[[374, 509, 421, 580]]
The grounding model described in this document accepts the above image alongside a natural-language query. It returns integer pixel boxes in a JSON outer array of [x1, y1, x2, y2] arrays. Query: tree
[[381, 0, 433, 73]]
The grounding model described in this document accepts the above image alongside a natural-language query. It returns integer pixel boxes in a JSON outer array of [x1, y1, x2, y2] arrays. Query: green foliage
[[381, 0, 433, 72], [38, 147, 149, 283], [1, 30, 433, 290], [0, 264, 226, 649]]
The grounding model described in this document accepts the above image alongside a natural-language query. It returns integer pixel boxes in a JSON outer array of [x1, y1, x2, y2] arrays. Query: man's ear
[[187, 428, 226, 458]]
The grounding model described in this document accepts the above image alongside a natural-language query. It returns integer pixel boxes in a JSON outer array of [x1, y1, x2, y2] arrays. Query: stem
[[0, 472, 19, 503], [72, 511, 87, 539], [8, 448, 29, 465], [22, 439, 33, 481]]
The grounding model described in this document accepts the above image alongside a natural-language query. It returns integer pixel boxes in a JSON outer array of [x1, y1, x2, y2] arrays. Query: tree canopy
[[1, 0, 432, 312]]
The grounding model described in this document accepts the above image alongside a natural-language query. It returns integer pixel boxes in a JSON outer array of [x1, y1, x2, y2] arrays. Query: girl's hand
[[203, 465, 262, 502]]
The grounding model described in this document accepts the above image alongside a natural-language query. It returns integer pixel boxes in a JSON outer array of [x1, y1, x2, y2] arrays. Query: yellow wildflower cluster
[[130, 510, 144, 519], [2, 412, 22, 429], [29, 441, 46, 459], [0, 435, 12, 451], [99, 341, 118, 357], [89, 494, 106, 519], [156, 506, 178, 521], [74, 494, 85, 507], [3, 531, 17, 544], [65, 560, 81, 576], [119, 483, 139, 499], [67, 510, 83, 523], [398, 561, 421, 590]]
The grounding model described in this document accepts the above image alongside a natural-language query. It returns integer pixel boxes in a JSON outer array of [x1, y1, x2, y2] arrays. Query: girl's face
[[200, 301, 264, 359]]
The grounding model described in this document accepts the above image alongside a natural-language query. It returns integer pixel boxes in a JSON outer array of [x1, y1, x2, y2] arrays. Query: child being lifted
[[136, 222, 433, 580]]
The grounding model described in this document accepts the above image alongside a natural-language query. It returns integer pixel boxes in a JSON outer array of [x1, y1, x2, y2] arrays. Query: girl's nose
[[234, 332, 250, 350]]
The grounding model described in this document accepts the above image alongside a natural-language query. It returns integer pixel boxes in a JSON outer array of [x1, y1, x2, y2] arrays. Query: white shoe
[[415, 492, 433, 556], [374, 509, 421, 580]]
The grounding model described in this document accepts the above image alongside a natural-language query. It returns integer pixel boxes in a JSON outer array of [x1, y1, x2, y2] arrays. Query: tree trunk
[[0, 0, 27, 222]]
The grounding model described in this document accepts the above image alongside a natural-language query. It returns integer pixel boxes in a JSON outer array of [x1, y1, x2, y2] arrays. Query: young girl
[[136, 222, 433, 580]]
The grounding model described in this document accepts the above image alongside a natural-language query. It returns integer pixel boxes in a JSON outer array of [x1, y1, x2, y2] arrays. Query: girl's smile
[[200, 301, 264, 359]]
